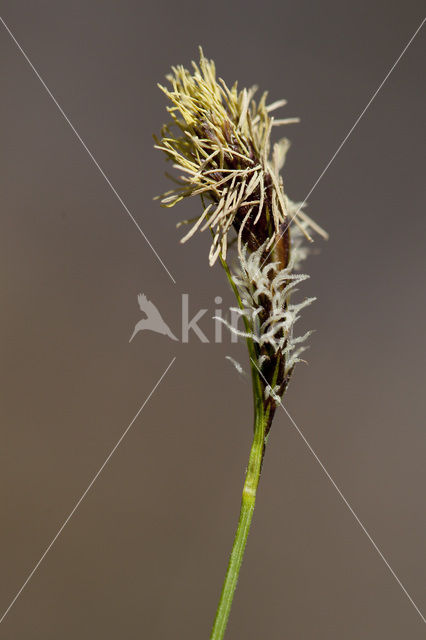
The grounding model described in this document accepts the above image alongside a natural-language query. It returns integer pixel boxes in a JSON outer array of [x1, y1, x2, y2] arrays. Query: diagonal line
[[250, 357, 426, 624], [0, 356, 176, 626], [261, 15, 426, 268], [0, 16, 176, 285]]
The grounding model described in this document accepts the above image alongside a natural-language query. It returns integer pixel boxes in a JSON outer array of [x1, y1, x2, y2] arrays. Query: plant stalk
[[210, 390, 267, 639]]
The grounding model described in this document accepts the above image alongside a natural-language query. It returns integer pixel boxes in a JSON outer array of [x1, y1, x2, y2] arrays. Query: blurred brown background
[[1, 2, 425, 638]]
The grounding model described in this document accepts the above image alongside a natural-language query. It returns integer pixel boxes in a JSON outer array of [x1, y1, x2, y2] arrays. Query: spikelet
[[155, 48, 327, 267], [216, 229, 315, 406]]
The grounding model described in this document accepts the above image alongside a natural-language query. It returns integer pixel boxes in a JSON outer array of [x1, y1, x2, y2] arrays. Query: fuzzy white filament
[[216, 235, 315, 388]]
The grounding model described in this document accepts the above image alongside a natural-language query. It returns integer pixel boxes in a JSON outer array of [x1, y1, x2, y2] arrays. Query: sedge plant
[[155, 48, 327, 639]]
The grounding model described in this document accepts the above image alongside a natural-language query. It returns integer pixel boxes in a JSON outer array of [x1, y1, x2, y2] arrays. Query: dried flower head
[[156, 49, 326, 417], [155, 47, 327, 267]]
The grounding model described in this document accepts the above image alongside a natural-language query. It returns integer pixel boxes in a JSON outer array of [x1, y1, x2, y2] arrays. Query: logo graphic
[[129, 293, 242, 343], [129, 293, 178, 342]]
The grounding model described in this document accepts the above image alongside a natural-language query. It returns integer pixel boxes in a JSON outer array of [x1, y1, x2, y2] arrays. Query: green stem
[[210, 394, 267, 640]]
